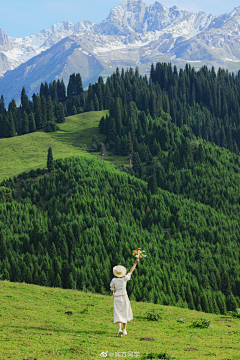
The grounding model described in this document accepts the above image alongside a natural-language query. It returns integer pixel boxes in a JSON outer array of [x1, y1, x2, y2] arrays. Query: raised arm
[[129, 258, 139, 275]]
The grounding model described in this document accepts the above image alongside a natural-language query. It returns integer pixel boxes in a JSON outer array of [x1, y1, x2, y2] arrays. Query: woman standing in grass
[[110, 258, 139, 337]]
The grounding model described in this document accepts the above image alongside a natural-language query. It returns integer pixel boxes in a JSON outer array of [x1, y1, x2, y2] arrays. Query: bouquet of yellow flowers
[[132, 248, 147, 259]]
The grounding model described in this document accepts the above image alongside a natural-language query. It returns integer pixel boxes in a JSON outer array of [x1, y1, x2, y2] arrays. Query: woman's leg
[[123, 322, 127, 330], [117, 322, 122, 331]]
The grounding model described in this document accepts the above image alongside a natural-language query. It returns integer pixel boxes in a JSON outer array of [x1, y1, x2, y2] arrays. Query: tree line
[[0, 73, 83, 138], [85, 64, 240, 155], [2, 62, 240, 156]]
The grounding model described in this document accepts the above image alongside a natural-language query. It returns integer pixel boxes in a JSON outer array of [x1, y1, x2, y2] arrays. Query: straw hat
[[113, 265, 127, 278]]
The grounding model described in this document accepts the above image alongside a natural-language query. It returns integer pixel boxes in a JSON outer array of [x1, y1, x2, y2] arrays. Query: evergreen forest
[[1, 63, 240, 316]]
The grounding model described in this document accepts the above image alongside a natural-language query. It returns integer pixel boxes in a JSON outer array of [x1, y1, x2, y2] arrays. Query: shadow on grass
[[53, 128, 105, 148]]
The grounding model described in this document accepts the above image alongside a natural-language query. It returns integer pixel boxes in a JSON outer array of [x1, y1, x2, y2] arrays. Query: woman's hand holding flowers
[[132, 248, 147, 261]]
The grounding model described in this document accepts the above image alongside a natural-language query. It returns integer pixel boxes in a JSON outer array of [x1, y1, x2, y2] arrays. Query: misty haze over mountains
[[1, 0, 240, 104]]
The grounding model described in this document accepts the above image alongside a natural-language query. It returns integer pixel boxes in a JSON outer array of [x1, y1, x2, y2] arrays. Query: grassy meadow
[[1, 281, 240, 360], [0, 111, 130, 182]]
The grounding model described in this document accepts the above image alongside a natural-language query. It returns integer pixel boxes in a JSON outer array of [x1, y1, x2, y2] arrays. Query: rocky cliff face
[[97, 0, 148, 35], [0, 29, 13, 51], [95, 0, 215, 36]]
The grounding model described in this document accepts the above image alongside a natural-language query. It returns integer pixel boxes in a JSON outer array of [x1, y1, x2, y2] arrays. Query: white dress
[[110, 273, 133, 323]]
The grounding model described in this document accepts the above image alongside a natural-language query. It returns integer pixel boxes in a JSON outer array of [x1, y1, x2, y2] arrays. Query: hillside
[[0, 111, 111, 182], [1, 63, 240, 324], [1, 281, 240, 360], [1, 153, 240, 316]]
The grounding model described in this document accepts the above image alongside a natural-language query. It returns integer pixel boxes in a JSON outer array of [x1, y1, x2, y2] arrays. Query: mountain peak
[[121, 0, 146, 5], [230, 6, 240, 17], [0, 28, 13, 51], [115, 0, 147, 13], [97, 0, 148, 35], [74, 20, 96, 33]]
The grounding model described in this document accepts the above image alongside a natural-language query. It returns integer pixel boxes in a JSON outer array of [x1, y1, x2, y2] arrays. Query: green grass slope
[[0, 111, 108, 182], [0, 110, 130, 182], [1, 281, 240, 360]]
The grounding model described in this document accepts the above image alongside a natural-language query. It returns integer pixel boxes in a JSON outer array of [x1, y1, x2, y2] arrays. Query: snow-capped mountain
[[0, 0, 217, 77], [96, 0, 215, 36], [0, 22, 78, 75], [0, 20, 98, 76], [1, 0, 240, 104]]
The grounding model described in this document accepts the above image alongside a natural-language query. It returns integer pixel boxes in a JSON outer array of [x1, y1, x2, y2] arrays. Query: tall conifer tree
[[47, 147, 54, 172]]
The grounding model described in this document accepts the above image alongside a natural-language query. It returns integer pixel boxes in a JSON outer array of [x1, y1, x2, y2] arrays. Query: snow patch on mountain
[[1, 0, 240, 78], [0, 21, 77, 76]]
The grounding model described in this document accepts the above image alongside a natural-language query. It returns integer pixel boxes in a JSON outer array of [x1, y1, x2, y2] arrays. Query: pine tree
[[127, 132, 133, 155], [44, 82, 49, 99], [47, 147, 54, 172], [8, 99, 17, 129], [163, 92, 170, 113], [0, 95, 5, 115], [25, 267, 33, 284], [79, 93, 85, 109], [67, 273, 75, 289], [115, 98, 123, 135], [0, 230, 7, 260], [109, 118, 117, 142], [3, 110, 10, 138], [139, 111, 147, 135], [114, 135, 121, 154], [72, 105, 77, 115], [39, 270, 48, 286], [47, 96, 54, 122], [41, 96, 47, 127], [22, 111, 29, 134], [61, 260, 70, 289], [34, 96, 43, 129], [221, 270, 231, 296], [57, 103, 65, 123], [8, 112, 15, 137], [54, 273, 62, 287], [150, 91, 157, 118], [226, 292, 238, 311], [217, 292, 228, 315], [40, 83, 45, 98], [213, 297, 220, 315], [29, 112, 36, 132], [2, 269, 10, 281], [56, 79, 63, 102], [76, 73, 83, 94], [67, 74, 75, 98], [21, 87, 29, 111], [119, 135, 128, 156], [93, 94, 99, 111], [140, 143, 148, 162], [197, 144, 205, 163], [148, 170, 158, 195], [132, 152, 141, 176], [201, 291, 210, 313], [137, 121, 144, 142], [185, 283, 195, 310], [96, 83, 103, 110]]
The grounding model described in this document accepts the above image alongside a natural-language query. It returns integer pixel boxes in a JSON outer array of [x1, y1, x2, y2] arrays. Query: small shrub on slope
[[146, 309, 161, 321], [191, 318, 210, 328]]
